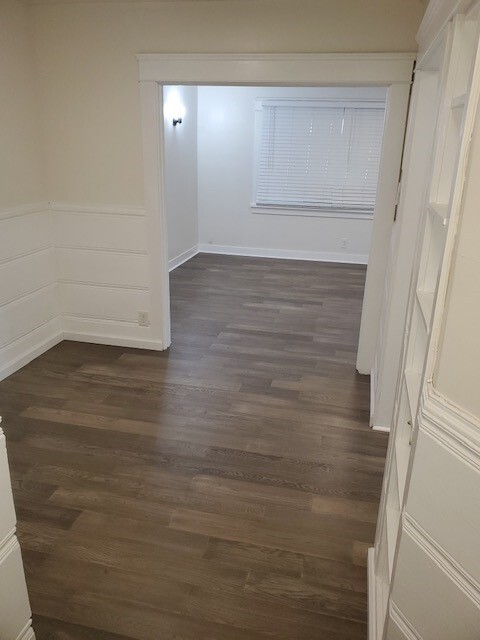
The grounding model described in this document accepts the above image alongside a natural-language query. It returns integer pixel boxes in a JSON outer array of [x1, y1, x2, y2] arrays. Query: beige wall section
[[0, 0, 46, 208], [434, 105, 480, 419], [30, 0, 425, 206]]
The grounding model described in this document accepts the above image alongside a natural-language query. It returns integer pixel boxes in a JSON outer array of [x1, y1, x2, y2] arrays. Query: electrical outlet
[[138, 311, 150, 327], [341, 238, 348, 249]]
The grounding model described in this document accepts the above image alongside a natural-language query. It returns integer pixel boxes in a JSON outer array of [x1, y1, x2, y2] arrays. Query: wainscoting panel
[[391, 526, 480, 640], [58, 283, 149, 323], [53, 206, 148, 253], [0, 248, 56, 308], [406, 427, 480, 584], [56, 248, 149, 290], [0, 208, 51, 263], [52, 203, 161, 350], [0, 285, 59, 348], [62, 317, 160, 349], [0, 204, 62, 381]]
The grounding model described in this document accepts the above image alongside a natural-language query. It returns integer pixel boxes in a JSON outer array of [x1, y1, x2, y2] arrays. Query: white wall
[[0, 1, 61, 380], [197, 85, 386, 262], [164, 86, 199, 267]]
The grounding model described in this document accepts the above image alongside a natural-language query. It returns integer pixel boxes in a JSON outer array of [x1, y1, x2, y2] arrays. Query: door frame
[[137, 53, 415, 350]]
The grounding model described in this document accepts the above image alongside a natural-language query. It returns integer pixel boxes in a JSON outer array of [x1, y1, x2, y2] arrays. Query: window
[[253, 99, 386, 218]]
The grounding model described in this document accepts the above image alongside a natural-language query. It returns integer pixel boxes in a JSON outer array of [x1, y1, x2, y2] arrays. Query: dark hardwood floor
[[0, 253, 387, 639]]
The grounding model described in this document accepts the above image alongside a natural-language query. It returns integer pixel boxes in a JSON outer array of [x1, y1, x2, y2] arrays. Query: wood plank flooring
[[0, 253, 387, 639]]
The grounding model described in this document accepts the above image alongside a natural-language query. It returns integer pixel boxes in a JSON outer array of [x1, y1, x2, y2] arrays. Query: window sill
[[251, 205, 374, 220]]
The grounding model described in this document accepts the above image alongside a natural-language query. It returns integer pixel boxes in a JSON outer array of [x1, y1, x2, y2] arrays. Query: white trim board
[[198, 244, 368, 265], [49, 202, 146, 218], [372, 425, 391, 433], [0, 202, 49, 221], [137, 53, 417, 84], [169, 245, 199, 271], [368, 547, 377, 640], [63, 332, 163, 351], [15, 622, 36, 640]]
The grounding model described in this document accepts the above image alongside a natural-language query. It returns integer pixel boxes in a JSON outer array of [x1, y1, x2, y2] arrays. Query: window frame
[[251, 97, 386, 220]]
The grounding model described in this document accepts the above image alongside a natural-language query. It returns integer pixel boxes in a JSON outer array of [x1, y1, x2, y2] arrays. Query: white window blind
[[255, 100, 386, 214]]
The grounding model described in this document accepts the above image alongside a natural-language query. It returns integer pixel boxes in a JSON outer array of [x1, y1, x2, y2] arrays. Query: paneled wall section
[[0, 202, 159, 381], [0, 204, 61, 380]]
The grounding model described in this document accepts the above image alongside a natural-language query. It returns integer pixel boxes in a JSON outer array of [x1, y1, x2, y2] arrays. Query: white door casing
[[137, 53, 415, 351]]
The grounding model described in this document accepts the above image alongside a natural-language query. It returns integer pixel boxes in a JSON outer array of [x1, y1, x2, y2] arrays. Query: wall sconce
[[164, 95, 186, 127]]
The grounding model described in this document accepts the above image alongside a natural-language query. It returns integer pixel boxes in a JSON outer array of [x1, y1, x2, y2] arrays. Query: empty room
[[1, 1, 480, 639]]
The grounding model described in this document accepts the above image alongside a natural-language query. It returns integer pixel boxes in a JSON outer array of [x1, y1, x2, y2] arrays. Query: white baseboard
[[372, 425, 391, 433], [16, 621, 35, 640], [0, 326, 164, 382], [198, 244, 368, 264], [368, 547, 376, 640], [63, 331, 164, 351], [0, 321, 63, 382], [169, 245, 199, 271]]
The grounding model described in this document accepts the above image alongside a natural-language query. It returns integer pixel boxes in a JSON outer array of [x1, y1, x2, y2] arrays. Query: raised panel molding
[[389, 602, 423, 640], [421, 384, 480, 472], [0, 249, 56, 307], [0, 202, 49, 221], [403, 513, 480, 608], [49, 202, 146, 217], [392, 525, 480, 639]]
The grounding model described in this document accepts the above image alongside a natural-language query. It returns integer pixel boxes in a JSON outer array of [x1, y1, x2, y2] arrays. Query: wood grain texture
[[0, 253, 387, 639]]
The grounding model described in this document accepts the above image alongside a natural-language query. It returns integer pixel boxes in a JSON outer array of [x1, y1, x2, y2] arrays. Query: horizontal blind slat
[[256, 101, 385, 212]]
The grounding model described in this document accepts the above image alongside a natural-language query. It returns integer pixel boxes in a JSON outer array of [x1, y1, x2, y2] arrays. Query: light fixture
[[164, 92, 186, 127]]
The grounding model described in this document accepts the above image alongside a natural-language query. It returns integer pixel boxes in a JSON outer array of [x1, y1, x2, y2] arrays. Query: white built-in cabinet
[[370, 1, 480, 639], [0, 422, 34, 640]]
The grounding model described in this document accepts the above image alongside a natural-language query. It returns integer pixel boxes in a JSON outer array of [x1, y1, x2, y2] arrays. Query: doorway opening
[[163, 84, 387, 282], [137, 54, 414, 362]]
